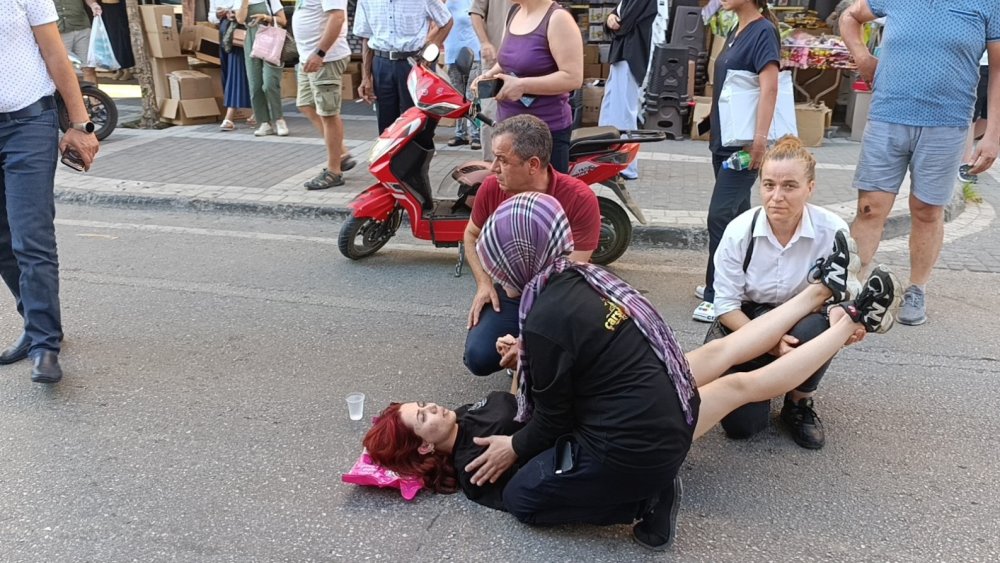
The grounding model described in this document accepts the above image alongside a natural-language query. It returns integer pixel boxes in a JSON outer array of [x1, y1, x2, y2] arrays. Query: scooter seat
[[570, 126, 620, 144], [569, 126, 621, 158]]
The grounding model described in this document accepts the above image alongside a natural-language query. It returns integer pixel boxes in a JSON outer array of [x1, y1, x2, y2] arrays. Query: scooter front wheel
[[338, 212, 400, 260], [591, 197, 632, 266]]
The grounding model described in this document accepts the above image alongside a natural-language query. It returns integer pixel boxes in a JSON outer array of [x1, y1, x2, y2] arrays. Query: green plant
[[962, 182, 983, 204]]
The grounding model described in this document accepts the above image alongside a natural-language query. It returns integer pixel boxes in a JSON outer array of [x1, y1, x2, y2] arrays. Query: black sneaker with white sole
[[838, 264, 902, 333], [808, 229, 862, 302], [633, 475, 683, 552]]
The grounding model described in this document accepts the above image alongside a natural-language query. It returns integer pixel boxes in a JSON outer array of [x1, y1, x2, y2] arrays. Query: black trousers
[[716, 303, 832, 439], [704, 151, 756, 303], [501, 438, 684, 526], [373, 56, 416, 134]]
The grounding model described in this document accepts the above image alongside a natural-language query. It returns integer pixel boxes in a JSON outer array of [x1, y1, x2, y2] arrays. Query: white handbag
[[718, 69, 798, 147]]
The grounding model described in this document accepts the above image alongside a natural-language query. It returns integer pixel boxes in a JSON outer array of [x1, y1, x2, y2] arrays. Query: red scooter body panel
[[348, 185, 397, 221]]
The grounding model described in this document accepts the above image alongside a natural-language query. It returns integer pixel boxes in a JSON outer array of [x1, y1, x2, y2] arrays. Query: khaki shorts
[[296, 57, 348, 117]]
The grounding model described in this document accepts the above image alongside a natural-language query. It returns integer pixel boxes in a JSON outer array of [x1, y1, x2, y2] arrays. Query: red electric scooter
[[338, 45, 665, 273]]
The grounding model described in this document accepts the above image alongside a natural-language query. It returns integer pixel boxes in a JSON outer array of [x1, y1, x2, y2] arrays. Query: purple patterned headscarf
[[476, 192, 697, 425]]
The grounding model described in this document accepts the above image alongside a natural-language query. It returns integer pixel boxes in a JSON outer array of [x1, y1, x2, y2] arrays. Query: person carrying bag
[[237, 0, 290, 137]]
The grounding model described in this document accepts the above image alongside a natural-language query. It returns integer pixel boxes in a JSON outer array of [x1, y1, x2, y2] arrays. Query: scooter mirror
[[421, 43, 441, 64], [454, 47, 474, 76]]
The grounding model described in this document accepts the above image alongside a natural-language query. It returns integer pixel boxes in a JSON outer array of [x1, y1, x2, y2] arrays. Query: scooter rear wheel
[[58, 86, 117, 141], [338, 212, 400, 260], [592, 197, 632, 266]]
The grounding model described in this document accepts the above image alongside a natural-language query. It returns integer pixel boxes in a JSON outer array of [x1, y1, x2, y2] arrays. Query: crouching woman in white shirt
[[709, 135, 855, 450]]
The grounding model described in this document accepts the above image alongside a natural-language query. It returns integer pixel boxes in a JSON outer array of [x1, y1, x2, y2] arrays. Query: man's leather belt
[[0, 96, 57, 122], [373, 49, 419, 61]]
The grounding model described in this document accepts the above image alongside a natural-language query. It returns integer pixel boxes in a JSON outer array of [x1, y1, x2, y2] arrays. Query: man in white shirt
[[0, 0, 100, 384], [353, 0, 453, 133], [293, 0, 356, 189]]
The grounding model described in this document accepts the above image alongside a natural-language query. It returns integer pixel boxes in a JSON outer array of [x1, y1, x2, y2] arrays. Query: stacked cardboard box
[[581, 79, 605, 127], [160, 70, 221, 125]]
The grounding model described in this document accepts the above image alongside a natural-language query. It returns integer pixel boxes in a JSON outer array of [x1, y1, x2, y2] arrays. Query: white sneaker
[[254, 122, 275, 137], [695, 285, 705, 300], [275, 118, 289, 136], [692, 301, 715, 323]]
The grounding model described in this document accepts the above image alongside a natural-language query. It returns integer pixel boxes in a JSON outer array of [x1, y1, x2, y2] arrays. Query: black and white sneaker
[[838, 265, 902, 333], [633, 475, 683, 552], [808, 229, 861, 302]]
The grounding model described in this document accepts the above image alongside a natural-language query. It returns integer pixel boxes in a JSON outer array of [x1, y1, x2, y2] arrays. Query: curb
[[55, 187, 968, 251]]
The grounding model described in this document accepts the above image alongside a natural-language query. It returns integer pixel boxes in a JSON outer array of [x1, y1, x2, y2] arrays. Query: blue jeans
[[373, 56, 416, 134], [0, 108, 62, 355], [463, 283, 520, 376]]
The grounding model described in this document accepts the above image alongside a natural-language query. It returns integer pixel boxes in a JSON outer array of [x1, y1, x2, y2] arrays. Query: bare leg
[[685, 283, 831, 387], [693, 313, 860, 439], [82, 67, 98, 85], [320, 114, 344, 174], [908, 196, 944, 286], [224, 108, 237, 122], [851, 190, 895, 277], [299, 104, 323, 132]]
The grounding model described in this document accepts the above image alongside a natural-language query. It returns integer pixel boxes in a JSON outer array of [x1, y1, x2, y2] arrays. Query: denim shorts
[[853, 120, 968, 206]]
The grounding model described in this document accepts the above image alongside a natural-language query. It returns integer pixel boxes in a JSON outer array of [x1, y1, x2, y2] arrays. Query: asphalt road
[[0, 204, 997, 562]]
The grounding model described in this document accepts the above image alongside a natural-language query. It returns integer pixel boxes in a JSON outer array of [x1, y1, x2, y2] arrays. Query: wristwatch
[[71, 121, 96, 134], [314, 48, 326, 58]]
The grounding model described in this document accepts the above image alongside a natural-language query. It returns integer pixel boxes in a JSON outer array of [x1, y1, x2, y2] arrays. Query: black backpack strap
[[742, 208, 761, 274], [505, 4, 520, 27]]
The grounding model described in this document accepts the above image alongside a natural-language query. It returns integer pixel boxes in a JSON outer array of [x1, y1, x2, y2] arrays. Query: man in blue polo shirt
[[841, 0, 999, 326]]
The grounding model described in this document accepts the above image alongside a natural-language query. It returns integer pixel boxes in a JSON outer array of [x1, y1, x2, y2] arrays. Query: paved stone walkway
[[59, 97, 994, 257]]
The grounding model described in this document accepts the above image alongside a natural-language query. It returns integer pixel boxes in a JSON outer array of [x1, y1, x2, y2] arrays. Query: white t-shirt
[[292, 0, 351, 63], [981, 51, 989, 67], [0, 0, 57, 113]]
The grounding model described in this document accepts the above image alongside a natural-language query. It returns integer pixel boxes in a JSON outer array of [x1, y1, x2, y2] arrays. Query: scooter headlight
[[369, 137, 403, 163]]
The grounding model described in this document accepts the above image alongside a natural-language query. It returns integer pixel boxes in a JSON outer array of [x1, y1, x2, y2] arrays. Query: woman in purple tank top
[[474, 0, 583, 173]]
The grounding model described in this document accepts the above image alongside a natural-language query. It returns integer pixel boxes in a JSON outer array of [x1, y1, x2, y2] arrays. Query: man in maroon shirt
[[463, 114, 600, 376]]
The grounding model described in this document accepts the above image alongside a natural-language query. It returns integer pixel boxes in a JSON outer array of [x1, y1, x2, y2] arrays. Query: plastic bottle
[[722, 150, 752, 171]]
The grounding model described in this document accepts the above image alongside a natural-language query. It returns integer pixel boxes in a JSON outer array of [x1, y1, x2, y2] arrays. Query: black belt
[[0, 96, 57, 123], [373, 49, 418, 61]]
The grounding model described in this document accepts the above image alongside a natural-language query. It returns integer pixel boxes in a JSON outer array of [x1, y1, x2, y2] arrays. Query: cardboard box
[[140, 5, 182, 58], [703, 82, 713, 98], [584, 45, 600, 65], [342, 71, 361, 101], [439, 117, 457, 128], [160, 97, 221, 125], [588, 7, 605, 23], [150, 56, 191, 105], [690, 96, 712, 141], [189, 61, 224, 99], [581, 79, 605, 126], [795, 102, 832, 147], [707, 33, 726, 84], [688, 60, 696, 100], [281, 68, 298, 98], [584, 63, 603, 79], [194, 23, 221, 65], [168, 70, 215, 100]]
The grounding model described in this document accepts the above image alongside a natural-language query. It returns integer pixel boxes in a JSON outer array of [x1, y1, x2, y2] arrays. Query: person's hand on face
[[465, 435, 517, 486], [468, 284, 500, 329]]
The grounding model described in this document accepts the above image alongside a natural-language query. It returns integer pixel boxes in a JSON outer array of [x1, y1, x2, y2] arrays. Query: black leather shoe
[[0, 333, 31, 365], [30, 351, 63, 384], [780, 396, 825, 449]]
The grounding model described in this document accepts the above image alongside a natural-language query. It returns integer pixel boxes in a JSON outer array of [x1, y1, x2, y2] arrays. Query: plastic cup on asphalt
[[346, 392, 365, 421]]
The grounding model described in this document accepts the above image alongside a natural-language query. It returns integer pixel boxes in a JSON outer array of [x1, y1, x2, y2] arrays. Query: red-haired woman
[[364, 192, 900, 551]]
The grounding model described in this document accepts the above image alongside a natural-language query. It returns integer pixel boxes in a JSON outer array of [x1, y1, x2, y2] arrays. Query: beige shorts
[[296, 57, 349, 117], [62, 28, 92, 67]]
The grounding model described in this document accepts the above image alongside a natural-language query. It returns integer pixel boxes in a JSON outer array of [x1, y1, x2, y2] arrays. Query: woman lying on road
[[363, 192, 901, 551]]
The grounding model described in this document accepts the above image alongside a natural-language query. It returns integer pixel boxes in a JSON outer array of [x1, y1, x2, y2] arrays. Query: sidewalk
[[56, 97, 981, 249]]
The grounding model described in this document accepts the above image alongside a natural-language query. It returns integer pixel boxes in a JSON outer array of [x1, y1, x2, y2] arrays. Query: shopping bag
[[87, 17, 120, 71], [718, 70, 797, 147], [250, 24, 286, 66]]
